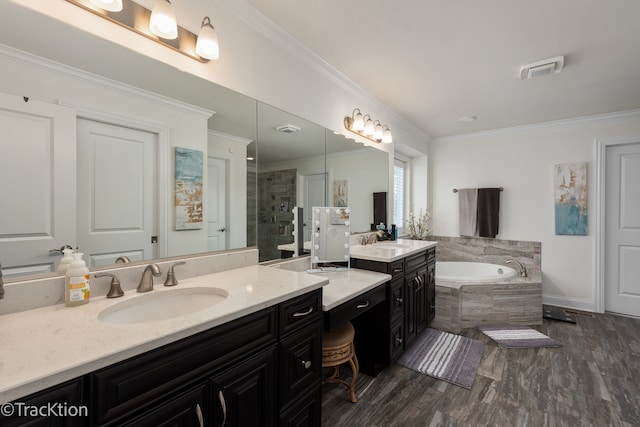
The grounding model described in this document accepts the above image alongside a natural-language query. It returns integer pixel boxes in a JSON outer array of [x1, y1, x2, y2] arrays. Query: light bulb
[[89, 0, 123, 12], [352, 110, 364, 131], [382, 127, 393, 144], [150, 0, 178, 40], [373, 121, 383, 140], [364, 117, 374, 136], [196, 17, 219, 60]]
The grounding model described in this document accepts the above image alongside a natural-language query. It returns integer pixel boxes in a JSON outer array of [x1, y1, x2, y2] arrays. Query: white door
[[302, 173, 326, 242], [207, 157, 227, 251], [0, 93, 76, 278], [76, 119, 158, 267], [605, 141, 640, 316]]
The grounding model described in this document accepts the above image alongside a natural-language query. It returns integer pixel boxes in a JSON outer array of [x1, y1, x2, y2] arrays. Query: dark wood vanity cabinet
[[3, 289, 323, 427], [351, 246, 436, 365]]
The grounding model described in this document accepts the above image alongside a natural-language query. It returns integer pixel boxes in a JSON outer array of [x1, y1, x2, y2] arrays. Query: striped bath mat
[[477, 324, 562, 348], [397, 328, 484, 389]]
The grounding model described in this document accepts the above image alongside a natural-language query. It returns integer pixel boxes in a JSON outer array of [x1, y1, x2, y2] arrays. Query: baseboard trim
[[542, 294, 597, 313]]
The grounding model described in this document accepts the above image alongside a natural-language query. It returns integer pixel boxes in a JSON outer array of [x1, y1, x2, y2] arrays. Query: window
[[393, 158, 406, 229]]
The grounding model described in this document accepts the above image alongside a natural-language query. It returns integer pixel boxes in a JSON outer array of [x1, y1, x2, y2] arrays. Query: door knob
[[49, 245, 73, 254], [217, 227, 226, 232]]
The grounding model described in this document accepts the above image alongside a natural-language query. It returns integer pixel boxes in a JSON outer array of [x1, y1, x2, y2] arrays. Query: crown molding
[[431, 109, 640, 143]]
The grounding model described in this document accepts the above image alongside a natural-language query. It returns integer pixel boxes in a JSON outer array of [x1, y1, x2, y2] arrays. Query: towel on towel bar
[[477, 188, 501, 238], [458, 188, 478, 237]]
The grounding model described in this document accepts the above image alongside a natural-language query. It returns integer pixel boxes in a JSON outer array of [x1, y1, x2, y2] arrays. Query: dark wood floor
[[321, 309, 640, 426]]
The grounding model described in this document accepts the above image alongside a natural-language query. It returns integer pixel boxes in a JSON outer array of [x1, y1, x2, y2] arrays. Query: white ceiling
[[243, 0, 640, 139]]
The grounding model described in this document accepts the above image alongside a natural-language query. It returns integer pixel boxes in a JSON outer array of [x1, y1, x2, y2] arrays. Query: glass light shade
[[89, 0, 123, 11], [373, 122, 383, 140], [196, 17, 219, 60], [352, 111, 365, 131], [364, 117, 374, 136], [382, 128, 393, 144], [150, 0, 178, 40]]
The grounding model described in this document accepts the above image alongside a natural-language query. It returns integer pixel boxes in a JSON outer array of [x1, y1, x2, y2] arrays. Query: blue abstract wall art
[[554, 162, 587, 235]]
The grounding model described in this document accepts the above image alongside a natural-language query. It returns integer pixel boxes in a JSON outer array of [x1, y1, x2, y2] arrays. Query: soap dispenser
[[65, 253, 90, 307], [56, 248, 74, 273]]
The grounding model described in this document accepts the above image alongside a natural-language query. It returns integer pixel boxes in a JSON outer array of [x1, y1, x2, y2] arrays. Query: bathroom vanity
[[0, 261, 328, 426], [349, 239, 437, 372]]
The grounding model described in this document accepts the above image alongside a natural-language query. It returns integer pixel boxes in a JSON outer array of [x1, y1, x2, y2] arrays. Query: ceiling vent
[[275, 124, 301, 133], [519, 56, 564, 80]]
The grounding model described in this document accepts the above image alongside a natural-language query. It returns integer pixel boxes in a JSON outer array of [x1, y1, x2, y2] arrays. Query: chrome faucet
[[137, 264, 162, 292], [505, 259, 527, 277], [94, 273, 124, 298]]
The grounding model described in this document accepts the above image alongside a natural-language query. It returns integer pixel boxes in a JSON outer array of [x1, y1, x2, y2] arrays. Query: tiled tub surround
[[429, 236, 542, 333], [0, 247, 330, 402]]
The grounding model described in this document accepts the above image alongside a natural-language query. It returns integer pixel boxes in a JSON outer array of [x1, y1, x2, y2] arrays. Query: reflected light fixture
[[65, 0, 220, 62], [150, 0, 178, 40], [195, 17, 219, 60], [89, 0, 122, 12], [344, 109, 393, 144]]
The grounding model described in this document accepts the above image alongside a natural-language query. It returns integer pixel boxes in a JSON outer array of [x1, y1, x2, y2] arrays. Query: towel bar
[[453, 187, 503, 193]]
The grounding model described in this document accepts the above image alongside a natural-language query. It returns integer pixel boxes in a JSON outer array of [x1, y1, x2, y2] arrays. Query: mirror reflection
[[0, 36, 388, 282]]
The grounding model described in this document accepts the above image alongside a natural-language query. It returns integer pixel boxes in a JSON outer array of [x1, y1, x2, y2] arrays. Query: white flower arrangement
[[406, 209, 431, 240]]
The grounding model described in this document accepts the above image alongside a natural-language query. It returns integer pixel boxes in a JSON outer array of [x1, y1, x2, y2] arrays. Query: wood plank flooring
[[321, 309, 640, 426]]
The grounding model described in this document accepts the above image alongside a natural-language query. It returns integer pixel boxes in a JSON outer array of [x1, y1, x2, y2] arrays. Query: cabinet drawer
[[405, 250, 427, 273], [279, 321, 322, 407], [427, 247, 436, 263], [279, 289, 322, 336], [389, 319, 405, 362], [323, 284, 386, 332], [388, 259, 405, 279], [279, 383, 322, 427], [91, 306, 277, 425]]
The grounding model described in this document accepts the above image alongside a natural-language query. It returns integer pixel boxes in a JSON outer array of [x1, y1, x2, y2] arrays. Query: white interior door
[[605, 141, 640, 316], [0, 93, 76, 278], [302, 173, 326, 242], [207, 157, 227, 251], [76, 118, 158, 266]]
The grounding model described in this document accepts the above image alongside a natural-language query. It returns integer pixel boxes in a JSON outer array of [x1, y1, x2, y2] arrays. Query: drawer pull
[[218, 390, 227, 427], [395, 297, 403, 304], [356, 301, 370, 309], [395, 338, 403, 345], [293, 306, 314, 317], [301, 360, 312, 369], [196, 403, 204, 427], [392, 267, 403, 273]]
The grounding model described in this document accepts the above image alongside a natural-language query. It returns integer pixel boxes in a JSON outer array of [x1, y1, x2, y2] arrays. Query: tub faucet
[[505, 259, 527, 277], [137, 264, 162, 292]]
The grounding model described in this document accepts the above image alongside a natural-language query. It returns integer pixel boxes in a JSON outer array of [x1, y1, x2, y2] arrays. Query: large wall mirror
[[0, 2, 388, 280]]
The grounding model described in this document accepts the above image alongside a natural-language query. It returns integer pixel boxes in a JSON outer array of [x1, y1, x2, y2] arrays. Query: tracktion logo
[[1, 402, 88, 418]]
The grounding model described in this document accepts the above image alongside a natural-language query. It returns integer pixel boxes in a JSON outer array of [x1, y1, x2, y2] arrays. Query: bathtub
[[432, 261, 541, 333], [436, 261, 517, 283]]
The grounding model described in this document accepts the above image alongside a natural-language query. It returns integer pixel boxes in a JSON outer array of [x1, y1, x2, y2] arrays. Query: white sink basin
[[98, 287, 228, 325]]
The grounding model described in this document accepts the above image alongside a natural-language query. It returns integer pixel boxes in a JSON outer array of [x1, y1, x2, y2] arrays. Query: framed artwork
[[554, 162, 587, 235], [175, 147, 203, 230], [333, 180, 348, 207]]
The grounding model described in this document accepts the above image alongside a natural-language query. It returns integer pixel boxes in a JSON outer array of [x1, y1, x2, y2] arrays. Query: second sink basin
[[98, 287, 228, 325]]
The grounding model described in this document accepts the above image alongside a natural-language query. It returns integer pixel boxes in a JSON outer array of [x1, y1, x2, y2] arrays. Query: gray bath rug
[[477, 324, 562, 348], [396, 328, 484, 389]]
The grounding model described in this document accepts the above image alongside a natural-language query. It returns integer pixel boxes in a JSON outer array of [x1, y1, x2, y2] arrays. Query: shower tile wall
[[246, 170, 257, 247], [258, 169, 297, 261]]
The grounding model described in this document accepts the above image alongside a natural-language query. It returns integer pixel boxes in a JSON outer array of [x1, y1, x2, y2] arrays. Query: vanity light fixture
[[65, 0, 220, 62], [195, 17, 220, 60], [150, 0, 178, 40], [344, 108, 393, 144]]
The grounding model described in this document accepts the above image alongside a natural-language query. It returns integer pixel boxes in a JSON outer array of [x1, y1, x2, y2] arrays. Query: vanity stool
[[322, 321, 359, 403]]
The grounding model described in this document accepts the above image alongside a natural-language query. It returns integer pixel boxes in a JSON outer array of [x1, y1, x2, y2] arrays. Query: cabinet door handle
[[293, 306, 314, 317], [395, 338, 403, 345], [395, 297, 403, 304], [218, 390, 227, 427], [301, 360, 312, 369], [356, 301, 370, 309], [195, 403, 204, 427]]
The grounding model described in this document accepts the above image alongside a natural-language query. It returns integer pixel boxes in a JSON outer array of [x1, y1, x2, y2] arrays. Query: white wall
[[430, 111, 640, 311], [0, 53, 212, 258]]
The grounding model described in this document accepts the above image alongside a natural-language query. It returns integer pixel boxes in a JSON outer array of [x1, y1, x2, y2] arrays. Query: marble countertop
[[0, 265, 328, 403], [349, 239, 437, 262], [311, 269, 391, 311]]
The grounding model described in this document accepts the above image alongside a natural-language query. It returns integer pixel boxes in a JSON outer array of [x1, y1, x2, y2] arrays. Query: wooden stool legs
[[322, 322, 359, 403]]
